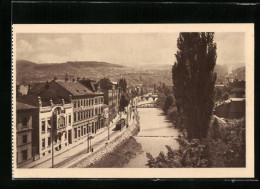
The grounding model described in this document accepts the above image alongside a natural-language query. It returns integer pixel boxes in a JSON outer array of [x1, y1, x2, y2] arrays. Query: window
[[77, 112, 80, 121], [74, 128, 77, 138], [47, 119, 51, 131], [21, 150, 28, 161], [59, 134, 61, 141], [78, 100, 80, 107], [42, 138, 45, 148], [81, 126, 83, 136], [41, 120, 46, 132], [22, 135, 27, 144], [84, 127, 86, 135], [65, 132, 67, 139], [87, 124, 89, 133], [22, 117, 28, 127], [69, 115, 71, 125], [74, 113, 76, 122], [95, 98, 97, 104], [78, 130, 80, 137], [74, 101, 76, 108], [48, 137, 51, 146]]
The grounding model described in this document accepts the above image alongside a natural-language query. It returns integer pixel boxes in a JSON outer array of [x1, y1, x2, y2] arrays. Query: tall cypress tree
[[172, 32, 217, 139]]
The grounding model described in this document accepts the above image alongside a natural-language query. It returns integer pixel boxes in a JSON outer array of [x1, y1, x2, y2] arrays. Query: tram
[[115, 118, 126, 130]]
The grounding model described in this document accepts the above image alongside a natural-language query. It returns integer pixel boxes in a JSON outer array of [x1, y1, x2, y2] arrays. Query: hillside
[[16, 60, 125, 83]]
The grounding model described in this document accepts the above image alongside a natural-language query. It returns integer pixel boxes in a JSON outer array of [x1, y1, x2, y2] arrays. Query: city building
[[36, 80, 105, 143], [96, 80, 119, 124], [17, 94, 74, 160], [16, 99, 37, 167]]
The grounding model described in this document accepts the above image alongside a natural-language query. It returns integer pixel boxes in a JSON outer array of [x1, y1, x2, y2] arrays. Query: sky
[[16, 32, 245, 66]]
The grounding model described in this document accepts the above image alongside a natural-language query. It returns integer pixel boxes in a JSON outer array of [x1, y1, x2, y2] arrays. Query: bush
[[146, 135, 210, 168]]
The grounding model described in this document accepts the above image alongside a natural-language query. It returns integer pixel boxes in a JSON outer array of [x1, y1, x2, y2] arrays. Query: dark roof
[[79, 79, 96, 92], [16, 101, 37, 110], [29, 82, 47, 93], [17, 94, 54, 108], [56, 81, 94, 96], [229, 100, 245, 113], [16, 95, 38, 110]]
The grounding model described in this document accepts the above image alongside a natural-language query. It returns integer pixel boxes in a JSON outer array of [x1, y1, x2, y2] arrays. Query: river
[[124, 106, 180, 168]]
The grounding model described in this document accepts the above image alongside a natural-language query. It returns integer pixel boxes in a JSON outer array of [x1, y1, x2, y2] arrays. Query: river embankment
[[70, 113, 140, 168], [88, 137, 142, 168]]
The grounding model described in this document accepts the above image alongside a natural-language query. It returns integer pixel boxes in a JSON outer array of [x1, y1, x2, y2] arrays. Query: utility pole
[[87, 128, 90, 153], [51, 129, 54, 168]]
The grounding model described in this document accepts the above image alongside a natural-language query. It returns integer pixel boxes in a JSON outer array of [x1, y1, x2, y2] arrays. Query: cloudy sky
[[16, 32, 245, 66]]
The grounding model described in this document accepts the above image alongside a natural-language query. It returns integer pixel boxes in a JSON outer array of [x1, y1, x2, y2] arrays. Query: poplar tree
[[172, 32, 217, 139]]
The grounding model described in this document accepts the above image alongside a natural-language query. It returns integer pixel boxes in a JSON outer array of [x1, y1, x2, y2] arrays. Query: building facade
[[36, 98, 74, 158], [98, 80, 119, 124], [16, 102, 37, 167]]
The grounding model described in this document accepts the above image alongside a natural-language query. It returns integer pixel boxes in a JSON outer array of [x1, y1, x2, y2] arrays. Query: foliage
[[119, 93, 130, 112], [118, 78, 127, 93], [163, 95, 173, 113], [146, 135, 210, 168], [214, 87, 229, 102], [99, 78, 111, 89], [208, 118, 245, 167], [172, 32, 217, 139]]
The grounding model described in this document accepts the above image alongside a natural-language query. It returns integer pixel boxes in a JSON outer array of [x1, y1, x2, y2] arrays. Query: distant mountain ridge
[[17, 60, 124, 68]]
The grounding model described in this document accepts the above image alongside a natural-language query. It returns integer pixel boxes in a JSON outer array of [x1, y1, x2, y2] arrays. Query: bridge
[[140, 93, 158, 101], [137, 102, 156, 108]]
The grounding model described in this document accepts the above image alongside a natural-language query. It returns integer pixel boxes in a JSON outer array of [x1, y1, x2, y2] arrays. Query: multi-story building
[[97, 80, 119, 124], [17, 94, 74, 160], [37, 80, 105, 143], [16, 100, 37, 167], [36, 98, 74, 158], [16, 78, 106, 163]]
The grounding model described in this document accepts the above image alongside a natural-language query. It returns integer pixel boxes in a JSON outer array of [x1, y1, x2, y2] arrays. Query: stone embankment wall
[[70, 113, 140, 168]]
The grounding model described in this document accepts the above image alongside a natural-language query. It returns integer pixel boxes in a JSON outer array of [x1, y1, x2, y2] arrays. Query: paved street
[[21, 112, 130, 168]]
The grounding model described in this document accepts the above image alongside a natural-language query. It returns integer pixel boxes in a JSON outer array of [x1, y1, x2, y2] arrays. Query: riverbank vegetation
[[147, 32, 245, 168]]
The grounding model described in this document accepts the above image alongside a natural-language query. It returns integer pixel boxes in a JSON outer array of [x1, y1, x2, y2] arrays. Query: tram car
[[116, 118, 126, 130]]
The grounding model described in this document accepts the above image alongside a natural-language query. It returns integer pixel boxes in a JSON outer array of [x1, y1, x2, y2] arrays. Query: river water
[[124, 107, 180, 168]]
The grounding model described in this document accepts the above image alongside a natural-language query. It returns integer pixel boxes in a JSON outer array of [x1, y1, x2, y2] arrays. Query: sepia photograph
[[12, 24, 254, 178]]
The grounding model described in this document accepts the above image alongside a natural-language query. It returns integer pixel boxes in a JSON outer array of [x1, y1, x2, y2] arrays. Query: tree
[[119, 93, 130, 112], [99, 78, 111, 89], [118, 78, 127, 94], [172, 33, 217, 139]]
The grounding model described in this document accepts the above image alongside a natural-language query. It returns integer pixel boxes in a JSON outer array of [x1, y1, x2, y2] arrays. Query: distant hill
[[16, 60, 125, 83], [231, 67, 245, 80], [214, 63, 245, 76], [137, 64, 172, 71]]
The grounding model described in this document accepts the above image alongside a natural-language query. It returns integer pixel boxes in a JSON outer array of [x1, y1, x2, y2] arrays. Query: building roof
[[16, 101, 37, 110], [16, 95, 39, 110], [56, 81, 94, 96], [229, 100, 245, 114], [29, 82, 47, 94]]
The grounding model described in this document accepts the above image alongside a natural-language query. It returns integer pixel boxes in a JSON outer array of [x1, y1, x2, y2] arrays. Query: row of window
[[74, 121, 103, 139], [41, 115, 72, 132], [73, 106, 103, 122], [42, 132, 67, 149], [73, 97, 104, 108]]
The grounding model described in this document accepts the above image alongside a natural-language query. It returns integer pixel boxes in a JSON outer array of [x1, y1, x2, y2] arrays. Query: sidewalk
[[21, 113, 122, 168]]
